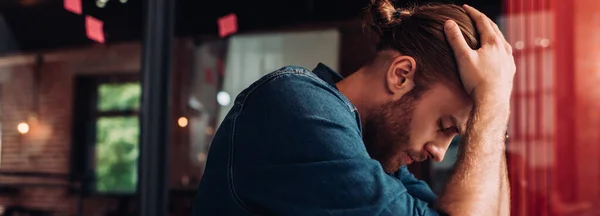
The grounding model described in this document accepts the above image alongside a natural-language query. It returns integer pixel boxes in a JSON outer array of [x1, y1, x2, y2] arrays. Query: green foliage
[[95, 82, 141, 193], [97, 83, 141, 111]]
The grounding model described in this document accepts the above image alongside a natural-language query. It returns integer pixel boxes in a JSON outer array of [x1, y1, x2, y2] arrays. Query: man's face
[[363, 83, 472, 173]]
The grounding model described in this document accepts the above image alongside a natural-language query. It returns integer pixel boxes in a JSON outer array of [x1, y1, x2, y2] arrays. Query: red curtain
[[505, 0, 600, 215]]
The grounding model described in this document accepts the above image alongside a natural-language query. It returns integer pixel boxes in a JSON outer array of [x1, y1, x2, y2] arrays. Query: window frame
[[71, 74, 140, 196]]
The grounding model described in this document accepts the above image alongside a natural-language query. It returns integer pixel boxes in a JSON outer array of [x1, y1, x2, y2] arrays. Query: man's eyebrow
[[450, 115, 465, 135]]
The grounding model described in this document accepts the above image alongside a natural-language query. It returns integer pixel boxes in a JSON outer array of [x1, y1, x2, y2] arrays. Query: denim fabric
[[191, 63, 441, 216]]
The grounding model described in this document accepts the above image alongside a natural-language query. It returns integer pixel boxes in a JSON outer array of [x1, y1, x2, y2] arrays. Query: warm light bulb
[[197, 152, 207, 162], [177, 117, 188, 128], [17, 122, 29, 134], [205, 127, 214, 136]]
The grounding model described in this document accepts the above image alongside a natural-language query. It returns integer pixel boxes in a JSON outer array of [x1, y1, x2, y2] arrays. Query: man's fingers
[[444, 20, 472, 59], [489, 19, 513, 55], [489, 20, 505, 40], [463, 4, 497, 44]]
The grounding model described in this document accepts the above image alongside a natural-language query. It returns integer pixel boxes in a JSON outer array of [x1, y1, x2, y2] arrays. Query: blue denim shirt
[[192, 63, 441, 216]]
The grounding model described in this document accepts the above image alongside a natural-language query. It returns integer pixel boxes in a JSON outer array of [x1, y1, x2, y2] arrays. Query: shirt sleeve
[[230, 73, 442, 216], [394, 166, 438, 205]]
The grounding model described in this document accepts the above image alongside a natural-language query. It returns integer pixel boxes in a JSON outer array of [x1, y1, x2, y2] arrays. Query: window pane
[[97, 83, 141, 111], [95, 116, 139, 193]]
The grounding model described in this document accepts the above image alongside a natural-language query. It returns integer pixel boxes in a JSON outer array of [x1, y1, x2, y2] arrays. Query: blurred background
[[0, 0, 597, 215]]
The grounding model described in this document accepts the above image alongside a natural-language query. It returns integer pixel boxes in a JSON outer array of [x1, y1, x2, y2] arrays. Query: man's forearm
[[499, 153, 510, 216], [437, 98, 509, 215]]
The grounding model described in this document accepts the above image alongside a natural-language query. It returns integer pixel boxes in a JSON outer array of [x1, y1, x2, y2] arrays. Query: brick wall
[[0, 61, 77, 214], [0, 40, 194, 215]]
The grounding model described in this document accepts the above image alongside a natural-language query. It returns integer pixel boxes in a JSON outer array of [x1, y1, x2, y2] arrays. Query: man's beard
[[363, 89, 424, 173]]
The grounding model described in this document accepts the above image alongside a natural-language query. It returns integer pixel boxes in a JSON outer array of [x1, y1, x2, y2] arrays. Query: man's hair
[[363, 0, 481, 93]]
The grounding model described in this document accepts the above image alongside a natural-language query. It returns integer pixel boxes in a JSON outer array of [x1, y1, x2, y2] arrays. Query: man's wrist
[[472, 89, 511, 120], [462, 95, 510, 154]]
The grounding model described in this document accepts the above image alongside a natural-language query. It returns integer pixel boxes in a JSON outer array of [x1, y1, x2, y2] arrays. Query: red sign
[[64, 0, 82, 14], [218, 13, 238, 38], [86, 16, 105, 43]]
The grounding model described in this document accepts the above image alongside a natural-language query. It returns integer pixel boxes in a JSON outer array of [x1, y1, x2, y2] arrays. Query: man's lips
[[403, 153, 428, 165], [405, 154, 415, 164], [409, 154, 427, 163]]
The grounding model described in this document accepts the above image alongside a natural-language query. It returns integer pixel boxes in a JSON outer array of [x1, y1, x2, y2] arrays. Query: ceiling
[[0, 0, 501, 53]]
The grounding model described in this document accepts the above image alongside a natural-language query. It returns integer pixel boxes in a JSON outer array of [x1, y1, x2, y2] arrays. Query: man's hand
[[435, 5, 514, 216], [444, 5, 516, 105]]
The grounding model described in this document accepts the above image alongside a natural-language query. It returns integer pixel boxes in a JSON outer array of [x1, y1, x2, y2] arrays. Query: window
[[94, 82, 141, 193], [71, 75, 140, 194]]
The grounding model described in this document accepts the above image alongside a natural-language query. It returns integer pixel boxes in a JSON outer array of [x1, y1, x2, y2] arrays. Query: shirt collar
[[312, 63, 344, 89]]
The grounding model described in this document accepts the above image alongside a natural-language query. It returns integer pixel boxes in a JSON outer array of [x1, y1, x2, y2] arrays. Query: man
[[192, 2, 514, 215]]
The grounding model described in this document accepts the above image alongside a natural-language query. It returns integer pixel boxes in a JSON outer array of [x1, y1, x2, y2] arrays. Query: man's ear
[[386, 55, 417, 98]]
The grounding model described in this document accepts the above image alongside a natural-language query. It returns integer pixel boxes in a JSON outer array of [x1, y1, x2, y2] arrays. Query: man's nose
[[424, 137, 455, 162]]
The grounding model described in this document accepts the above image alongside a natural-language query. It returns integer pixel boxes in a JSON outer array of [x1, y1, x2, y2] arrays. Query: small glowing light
[[177, 117, 188, 128], [17, 122, 29, 134], [205, 127, 214, 136], [217, 91, 231, 106], [534, 38, 550, 48], [119, 0, 127, 3], [539, 38, 550, 48], [514, 41, 524, 50], [197, 152, 207, 162], [96, 0, 106, 8], [180, 176, 190, 185]]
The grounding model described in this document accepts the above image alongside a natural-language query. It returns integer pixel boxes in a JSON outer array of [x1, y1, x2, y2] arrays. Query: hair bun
[[393, 9, 412, 20], [364, 0, 413, 36]]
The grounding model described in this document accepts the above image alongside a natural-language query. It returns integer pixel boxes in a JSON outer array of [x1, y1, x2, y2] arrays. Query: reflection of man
[[507, 152, 592, 216], [193, 1, 515, 215]]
